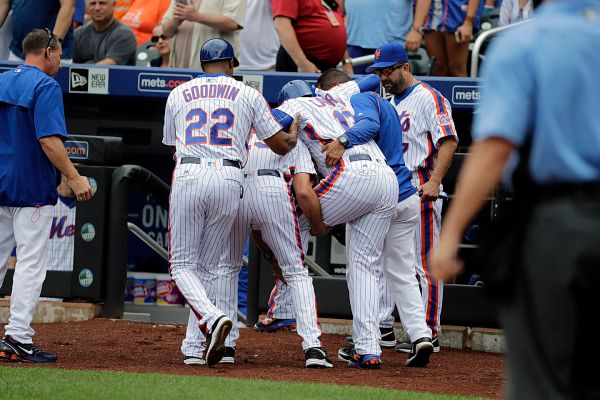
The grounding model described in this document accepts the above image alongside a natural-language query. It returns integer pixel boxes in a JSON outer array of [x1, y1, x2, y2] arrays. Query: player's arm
[[406, 0, 431, 51], [355, 75, 381, 93], [273, 16, 319, 73], [0, 0, 10, 28], [39, 136, 93, 202], [53, 0, 75, 41], [293, 173, 329, 236], [263, 109, 298, 156], [250, 230, 286, 284], [323, 93, 380, 167]]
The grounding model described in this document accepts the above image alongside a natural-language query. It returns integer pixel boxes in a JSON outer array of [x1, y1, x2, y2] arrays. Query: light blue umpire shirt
[[473, 0, 600, 185]]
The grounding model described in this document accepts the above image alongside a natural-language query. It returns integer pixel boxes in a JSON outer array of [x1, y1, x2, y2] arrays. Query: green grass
[[0, 366, 487, 400]]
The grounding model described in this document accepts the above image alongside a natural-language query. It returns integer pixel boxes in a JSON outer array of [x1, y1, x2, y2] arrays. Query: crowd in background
[[0, 0, 534, 76]]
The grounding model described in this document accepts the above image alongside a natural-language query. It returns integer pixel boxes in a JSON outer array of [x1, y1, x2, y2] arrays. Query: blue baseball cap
[[366, 42, 408, 73]]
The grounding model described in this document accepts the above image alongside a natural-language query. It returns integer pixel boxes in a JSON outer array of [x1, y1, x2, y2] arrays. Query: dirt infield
[[2, 319, 504, 398]]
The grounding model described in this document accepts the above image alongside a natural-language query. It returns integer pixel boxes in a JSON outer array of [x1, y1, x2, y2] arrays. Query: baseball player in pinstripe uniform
[[208, 130, 333, 368], [367, 43, 458, 353], [320, 69, 434, 367], [162, 38, 298, 366], [274, 80, 399, 368]]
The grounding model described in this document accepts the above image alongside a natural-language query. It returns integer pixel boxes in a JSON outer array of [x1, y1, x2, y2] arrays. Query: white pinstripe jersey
[[391, 82, 458, 174], [45, 196, 76, 271], [162, 74, 282, 164], [277, 94, 386, 177], [246, 131, 315, 175]]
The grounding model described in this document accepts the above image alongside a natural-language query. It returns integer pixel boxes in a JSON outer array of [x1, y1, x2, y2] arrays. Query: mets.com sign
[[64, 140, 89, 160], [138, 72, 194, 93], [452, 85, 481, 106]]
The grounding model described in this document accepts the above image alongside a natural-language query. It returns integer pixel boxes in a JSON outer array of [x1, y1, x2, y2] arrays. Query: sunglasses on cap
[[373, 63, 405, 77], [43, 28, 54, 49], [151, 34, 168, 43]]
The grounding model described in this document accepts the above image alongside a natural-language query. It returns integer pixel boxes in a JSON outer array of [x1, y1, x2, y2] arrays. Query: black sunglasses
[[373, 63, 405, 77], [150, 34, 168, 43], [43, 28, 54, 49]]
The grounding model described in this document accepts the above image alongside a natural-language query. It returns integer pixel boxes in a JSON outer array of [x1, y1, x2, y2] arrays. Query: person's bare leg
[[444, 32, 469, 77], [424, 31, 449, 76]]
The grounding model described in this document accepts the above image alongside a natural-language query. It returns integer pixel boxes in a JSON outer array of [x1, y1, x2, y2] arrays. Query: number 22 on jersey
[[185, 107, 234, 146]]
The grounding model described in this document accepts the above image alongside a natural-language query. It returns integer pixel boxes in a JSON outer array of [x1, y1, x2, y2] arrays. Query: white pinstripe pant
[[167, 163, 243, 358]]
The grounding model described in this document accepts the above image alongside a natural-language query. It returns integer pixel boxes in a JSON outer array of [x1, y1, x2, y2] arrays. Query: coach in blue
[[321, 70, 434, 368], [432, 1, 600, 398], [0, 29, 92, 363]]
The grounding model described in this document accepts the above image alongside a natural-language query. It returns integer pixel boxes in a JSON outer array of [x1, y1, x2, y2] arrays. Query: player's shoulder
[[413, 83, 451, 109]]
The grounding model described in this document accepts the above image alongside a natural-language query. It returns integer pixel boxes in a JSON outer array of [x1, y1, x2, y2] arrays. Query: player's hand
[[418, 178, 441, 201], [405, 30, 422, 52], [268, 256, 287, 285], [455, 21, 473, 43], [430, 235, 463, 282], [342, 63, 354, 75], [68, 175, 94, 202], [174, 0, 199, 22], [310, 223, 331, 237], [322, 139, 345, 167], [297, 60, 320, 73]]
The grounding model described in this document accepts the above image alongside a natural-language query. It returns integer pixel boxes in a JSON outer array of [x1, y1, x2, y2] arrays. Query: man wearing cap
[[366, 42, 459, 352], [162, 38, 298, 366]]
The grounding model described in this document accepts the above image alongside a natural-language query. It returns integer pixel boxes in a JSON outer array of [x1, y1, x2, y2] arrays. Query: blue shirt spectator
[[9, 0, 75, 60], [345, 0, 412, 74], [473, 0, 600, 184]]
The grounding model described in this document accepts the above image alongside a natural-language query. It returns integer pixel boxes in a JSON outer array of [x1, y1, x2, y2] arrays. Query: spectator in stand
[[344, 0, 413, 74], [407, 0, 481, 76], [272, 0, 353, 74], [238, 0, 279, 71], [499, 0, 533, 25], [73, 0, 137, 65], [149, 24, 171, 67], [121, 0, 170, 45], [113, 0, 131, 19], [0, 0, 75, 62], [161, 0, 245, 69]]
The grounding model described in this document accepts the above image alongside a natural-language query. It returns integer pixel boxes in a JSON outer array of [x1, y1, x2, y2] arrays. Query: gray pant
[[502, 195, 600, 400]]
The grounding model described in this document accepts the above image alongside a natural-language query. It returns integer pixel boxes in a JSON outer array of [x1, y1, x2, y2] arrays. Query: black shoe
[[394, 340, 411, 353], [304, 347, 333, 368], [380, 327, 396, 348], [0, 335, 57, 363], [345, 327, 396, 348], [406, 337, 433, 367], [204, 316, 232, 366], [432, 334, 440, 353], [337, 346, 353, 362], [220, 346, 235, 364], [183, 355, 206, 365]]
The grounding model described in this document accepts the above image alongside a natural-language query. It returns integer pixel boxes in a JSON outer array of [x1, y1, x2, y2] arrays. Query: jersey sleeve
[[290, 139, 315, 175], [34, 82, 68, 140], [162, 93, 177, 146], [316, 80, 360, 99], [276, 99, 307, 130], [423, 91, 458, 148], [345, 92, 380, 148], [251, 90, 283, 141]]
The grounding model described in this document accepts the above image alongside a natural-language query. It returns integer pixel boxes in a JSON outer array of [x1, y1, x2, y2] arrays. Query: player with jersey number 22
[[162, 38, 298, 367]]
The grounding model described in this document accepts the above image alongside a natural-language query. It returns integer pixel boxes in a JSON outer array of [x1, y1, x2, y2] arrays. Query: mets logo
[[399, 111, 411, 133], [375, 49, 381, 60]]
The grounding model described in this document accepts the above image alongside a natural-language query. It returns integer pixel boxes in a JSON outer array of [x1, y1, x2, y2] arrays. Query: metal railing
[[470, 20, 530, 78]]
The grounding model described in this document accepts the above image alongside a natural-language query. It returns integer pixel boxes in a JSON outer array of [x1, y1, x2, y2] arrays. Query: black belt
[[180, 157, 241, 169], [538, 182, 600, 200], [257, 169, 281, 177], [348, 154, 372, 162]]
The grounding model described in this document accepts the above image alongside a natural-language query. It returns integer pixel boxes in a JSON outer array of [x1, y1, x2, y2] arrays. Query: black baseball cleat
[[304, 347, 333, 368], [220, 346, 236, 364], [396, 334, 441, 353], [345, 327, 396, 348], [204, 315, 233, 366], [337, 346, 353, 362], [0, 335, 57, 363], [406, 337, 433, 367]]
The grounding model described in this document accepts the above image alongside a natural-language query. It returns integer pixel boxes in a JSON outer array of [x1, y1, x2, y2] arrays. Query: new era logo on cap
[[366, 42, 409, 73]]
